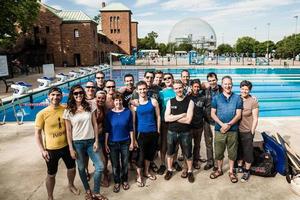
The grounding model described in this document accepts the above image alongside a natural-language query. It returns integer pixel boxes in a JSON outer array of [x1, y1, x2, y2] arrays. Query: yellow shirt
[[35, 105, 68, 150]]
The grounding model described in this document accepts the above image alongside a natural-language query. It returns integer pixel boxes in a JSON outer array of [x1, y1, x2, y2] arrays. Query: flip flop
[[181, 170, 188, 178], [122, 182, 130, 190], [136, 180, 145, 187], [113, 184, 120, 193], [144, 174, 157, 180], [69, 186, 80, 195]]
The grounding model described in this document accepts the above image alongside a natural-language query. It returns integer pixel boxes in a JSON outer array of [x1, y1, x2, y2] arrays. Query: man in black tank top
[[164, 80, 195, 183]]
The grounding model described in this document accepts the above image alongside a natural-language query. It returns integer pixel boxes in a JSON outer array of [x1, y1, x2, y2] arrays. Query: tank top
[[136, 99, 157, 133], [168, 96, 191, 132]]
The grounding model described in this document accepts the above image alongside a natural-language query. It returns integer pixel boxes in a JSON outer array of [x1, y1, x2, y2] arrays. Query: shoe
[[173, 161, 182, 171], [150, 161, 158, 173], [204, 163, 214, 170], [187, 172, 195, 183], [199, 158, 207, 163], [178, 155, 184, 161], [235, 167, 244, 173], [157, 165, 166, 175], [241, 171, 250, 183], [164, 170, 173, 180]]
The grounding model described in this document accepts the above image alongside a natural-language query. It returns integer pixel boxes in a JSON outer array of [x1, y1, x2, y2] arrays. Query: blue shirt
[[105, 108, 133, 142], [136, 100, 157, 133], [159, 88, 176, 121], [211, 92, 243, 132]]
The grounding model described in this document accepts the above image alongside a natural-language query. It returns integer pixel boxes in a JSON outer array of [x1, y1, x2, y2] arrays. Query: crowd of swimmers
[[34, 69, 259, 200]]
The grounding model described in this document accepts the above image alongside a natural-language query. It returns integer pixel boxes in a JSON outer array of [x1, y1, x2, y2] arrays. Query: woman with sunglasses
[[64, 85, 107, 200], [105, 92, 135, 193]]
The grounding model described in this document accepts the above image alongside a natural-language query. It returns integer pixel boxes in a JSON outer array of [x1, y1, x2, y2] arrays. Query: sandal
[[181, 170, 188, 178], [93, 194, 108, 200], [122, 182, 130, 190], [69, 186, 80, 195], [136, 178, 145, 187], [113, 184, 120, 193], [209, 170, 223, 179], [85, 192, 93, 200], [229, 172, 238, 183], [144, 174, 157, 180]]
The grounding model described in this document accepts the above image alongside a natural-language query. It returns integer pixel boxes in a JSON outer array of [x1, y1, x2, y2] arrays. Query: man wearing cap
[[35, 87, 79, 200]]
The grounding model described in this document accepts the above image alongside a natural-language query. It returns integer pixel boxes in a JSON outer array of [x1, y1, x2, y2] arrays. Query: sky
[[42, 0, 300, 46]]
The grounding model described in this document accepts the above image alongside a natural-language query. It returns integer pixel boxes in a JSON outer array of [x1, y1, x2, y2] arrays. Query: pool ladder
[[11, 98, 25, 125], [0, 99, 6, 125]]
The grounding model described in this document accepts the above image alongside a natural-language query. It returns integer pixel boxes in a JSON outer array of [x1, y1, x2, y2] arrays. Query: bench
[[0, 78, 15, 93]]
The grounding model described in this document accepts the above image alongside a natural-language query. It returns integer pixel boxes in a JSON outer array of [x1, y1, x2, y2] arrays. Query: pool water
[[2, 68, 300, 122]]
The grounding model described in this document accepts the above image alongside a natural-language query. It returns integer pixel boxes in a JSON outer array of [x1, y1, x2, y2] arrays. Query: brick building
[[20, 2, 138, 67]]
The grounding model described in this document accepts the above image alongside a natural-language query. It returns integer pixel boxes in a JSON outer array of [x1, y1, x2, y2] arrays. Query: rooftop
[[100, 2, 131, 12]]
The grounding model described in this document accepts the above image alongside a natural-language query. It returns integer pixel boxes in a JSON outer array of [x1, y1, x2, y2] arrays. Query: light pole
[[254, 27, 257, 40], [267, 23, 270, 65], [293, 16, 298, 65]]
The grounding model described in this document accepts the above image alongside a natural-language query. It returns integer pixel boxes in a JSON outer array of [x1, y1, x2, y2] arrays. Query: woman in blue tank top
[[131, 81, 161, 187]]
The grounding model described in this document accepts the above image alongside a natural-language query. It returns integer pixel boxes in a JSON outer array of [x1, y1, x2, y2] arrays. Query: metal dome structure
[[168, 18, 217, 51]]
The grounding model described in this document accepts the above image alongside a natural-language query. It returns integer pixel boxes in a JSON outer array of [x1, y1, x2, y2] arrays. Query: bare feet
[[69, 185, 80, 195]]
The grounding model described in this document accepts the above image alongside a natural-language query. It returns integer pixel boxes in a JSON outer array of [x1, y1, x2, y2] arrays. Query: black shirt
[[168, 96, 191, 132]]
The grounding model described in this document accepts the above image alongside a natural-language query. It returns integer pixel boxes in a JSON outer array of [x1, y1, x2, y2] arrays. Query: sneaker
[[187, 172, 195, 183], [164, 170, 173, 180], [150, 162, 158, 173], [204, 163, 214, 171], [241, 172, 250, 183], [173, 161, 182, 171], [235, 167, 244, 173], [157, 165, 166, 175]]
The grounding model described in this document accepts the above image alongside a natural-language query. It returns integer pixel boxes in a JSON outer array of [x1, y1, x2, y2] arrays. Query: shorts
[[167, 130, 192, 160], [237, 131, 254, 163], [136, 132, 158, 168], [46, 145, 76, 175], [214, 131, 238, 161]]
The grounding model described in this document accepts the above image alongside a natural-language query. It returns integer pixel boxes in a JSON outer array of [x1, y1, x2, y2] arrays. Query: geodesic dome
[[168, 18, 217, 50]]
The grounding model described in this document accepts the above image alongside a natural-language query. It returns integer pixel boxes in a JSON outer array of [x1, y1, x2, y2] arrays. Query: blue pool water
[[1, 67, 300, 122]]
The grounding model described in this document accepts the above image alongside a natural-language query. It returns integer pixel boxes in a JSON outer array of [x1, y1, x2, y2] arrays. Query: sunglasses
[[145, 76, 154, 79], [164, 76, 172, 81], [86, 86, 95, 89], [73, 91, 84, 96], [106, 86, 115, 89], [96, 77, 104, 79]]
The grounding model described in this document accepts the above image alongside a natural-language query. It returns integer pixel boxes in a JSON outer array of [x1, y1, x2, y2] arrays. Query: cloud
[[135, 12, 155, 17], [50, 4, 63, 10], [161, 0, 217, 12], [135, 0, 159, 8]]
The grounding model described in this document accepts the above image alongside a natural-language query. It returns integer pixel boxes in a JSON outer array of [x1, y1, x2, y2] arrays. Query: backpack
[[250, 147, 277, 177]]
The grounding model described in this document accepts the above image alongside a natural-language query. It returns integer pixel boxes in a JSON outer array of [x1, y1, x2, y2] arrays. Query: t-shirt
[[211, 92, 243, 132], [168, 96, 191, 132], [159, 88, 176, 121], [105, 108, 133, 142], [35, 105, 68, 150], [189, 93, 207, 128], [239, 96, 259, 133], [63, 106, 96, 141], [122, 89, 134, 108]]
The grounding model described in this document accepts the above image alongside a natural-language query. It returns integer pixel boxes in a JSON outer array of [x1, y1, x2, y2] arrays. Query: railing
[[11, 98, 25, 125], [0, 99, 6, 125]]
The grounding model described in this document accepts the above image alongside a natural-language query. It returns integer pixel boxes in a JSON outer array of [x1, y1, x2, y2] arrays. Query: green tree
[[255, 41, 275, 57], [158, 43, 167, 56], [276, 34, 300, 59], [176, 42, 193, 52], [0, 0, 40, 49], [234, 36, 257, 54], [137, 31, 158, 50], [215, 44, 234, 55]]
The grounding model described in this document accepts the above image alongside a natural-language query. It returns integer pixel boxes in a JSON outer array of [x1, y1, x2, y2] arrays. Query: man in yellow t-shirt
[[35, 87, 79, 200]]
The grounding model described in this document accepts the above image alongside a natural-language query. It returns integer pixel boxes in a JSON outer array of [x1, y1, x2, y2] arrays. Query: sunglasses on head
[[164, 76, 172, 81], [73, 91, 84, 96], [86, 86, 95, 89]]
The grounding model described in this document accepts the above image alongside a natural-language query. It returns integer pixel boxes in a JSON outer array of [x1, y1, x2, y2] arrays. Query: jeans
[[109, 140, 130, 184], [73, 139, 104, 193], [167, 130, 192, 160]]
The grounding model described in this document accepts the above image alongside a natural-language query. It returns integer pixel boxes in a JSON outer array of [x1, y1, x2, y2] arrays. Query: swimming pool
[[1, 67, 300, 122]]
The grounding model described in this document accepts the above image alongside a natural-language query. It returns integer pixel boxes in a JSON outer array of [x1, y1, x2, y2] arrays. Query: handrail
[[11, 98, 25, 125]]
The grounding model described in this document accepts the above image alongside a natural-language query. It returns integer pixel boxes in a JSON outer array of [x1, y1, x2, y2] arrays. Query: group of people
[[35, 69, 259, 200]]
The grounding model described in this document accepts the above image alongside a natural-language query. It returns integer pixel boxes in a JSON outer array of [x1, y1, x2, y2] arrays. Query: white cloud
[[161, 0, 217, 12], [135, 0, 159, 8], [50, 4, 63, 10], [135, 12, 155, 17]]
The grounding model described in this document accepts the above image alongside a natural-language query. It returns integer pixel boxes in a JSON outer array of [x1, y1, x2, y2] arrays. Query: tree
[[0, 0, 40, 49], [234, 36, 257, 54], [137, 31, 158, 50], [158, 43, 167, 56], [255, 41, 275, 57], [176, 42, 193, 52], [276, 34, 300, 59], [215, 44, 234, 55]]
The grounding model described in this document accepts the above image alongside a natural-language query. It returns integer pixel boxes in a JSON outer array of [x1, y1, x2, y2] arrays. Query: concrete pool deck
[[0, 117, 300, 200]]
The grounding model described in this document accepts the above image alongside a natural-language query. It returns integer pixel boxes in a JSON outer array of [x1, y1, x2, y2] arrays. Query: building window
[[117, 29, 120, 33], [118, 41, 122, 45], [46, 26, 50, 34], [117, 16, 120, 30], [111, 29, 113, 34], [74, 29, 80, 38], [114, 29, 116, 33]]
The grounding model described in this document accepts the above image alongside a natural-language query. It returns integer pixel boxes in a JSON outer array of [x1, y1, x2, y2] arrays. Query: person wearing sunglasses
[[64, 85, 107, 200], [85, 81, 96, 101], [104, 79, 116, 110], [35, 87, 80, 200], [157, 73, 176, 175], [95, 71, 106, 91]]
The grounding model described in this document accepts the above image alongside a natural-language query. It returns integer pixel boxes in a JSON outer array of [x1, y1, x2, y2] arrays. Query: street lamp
[[267, 23, 270, 65], [293, 16, 298, 65]]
